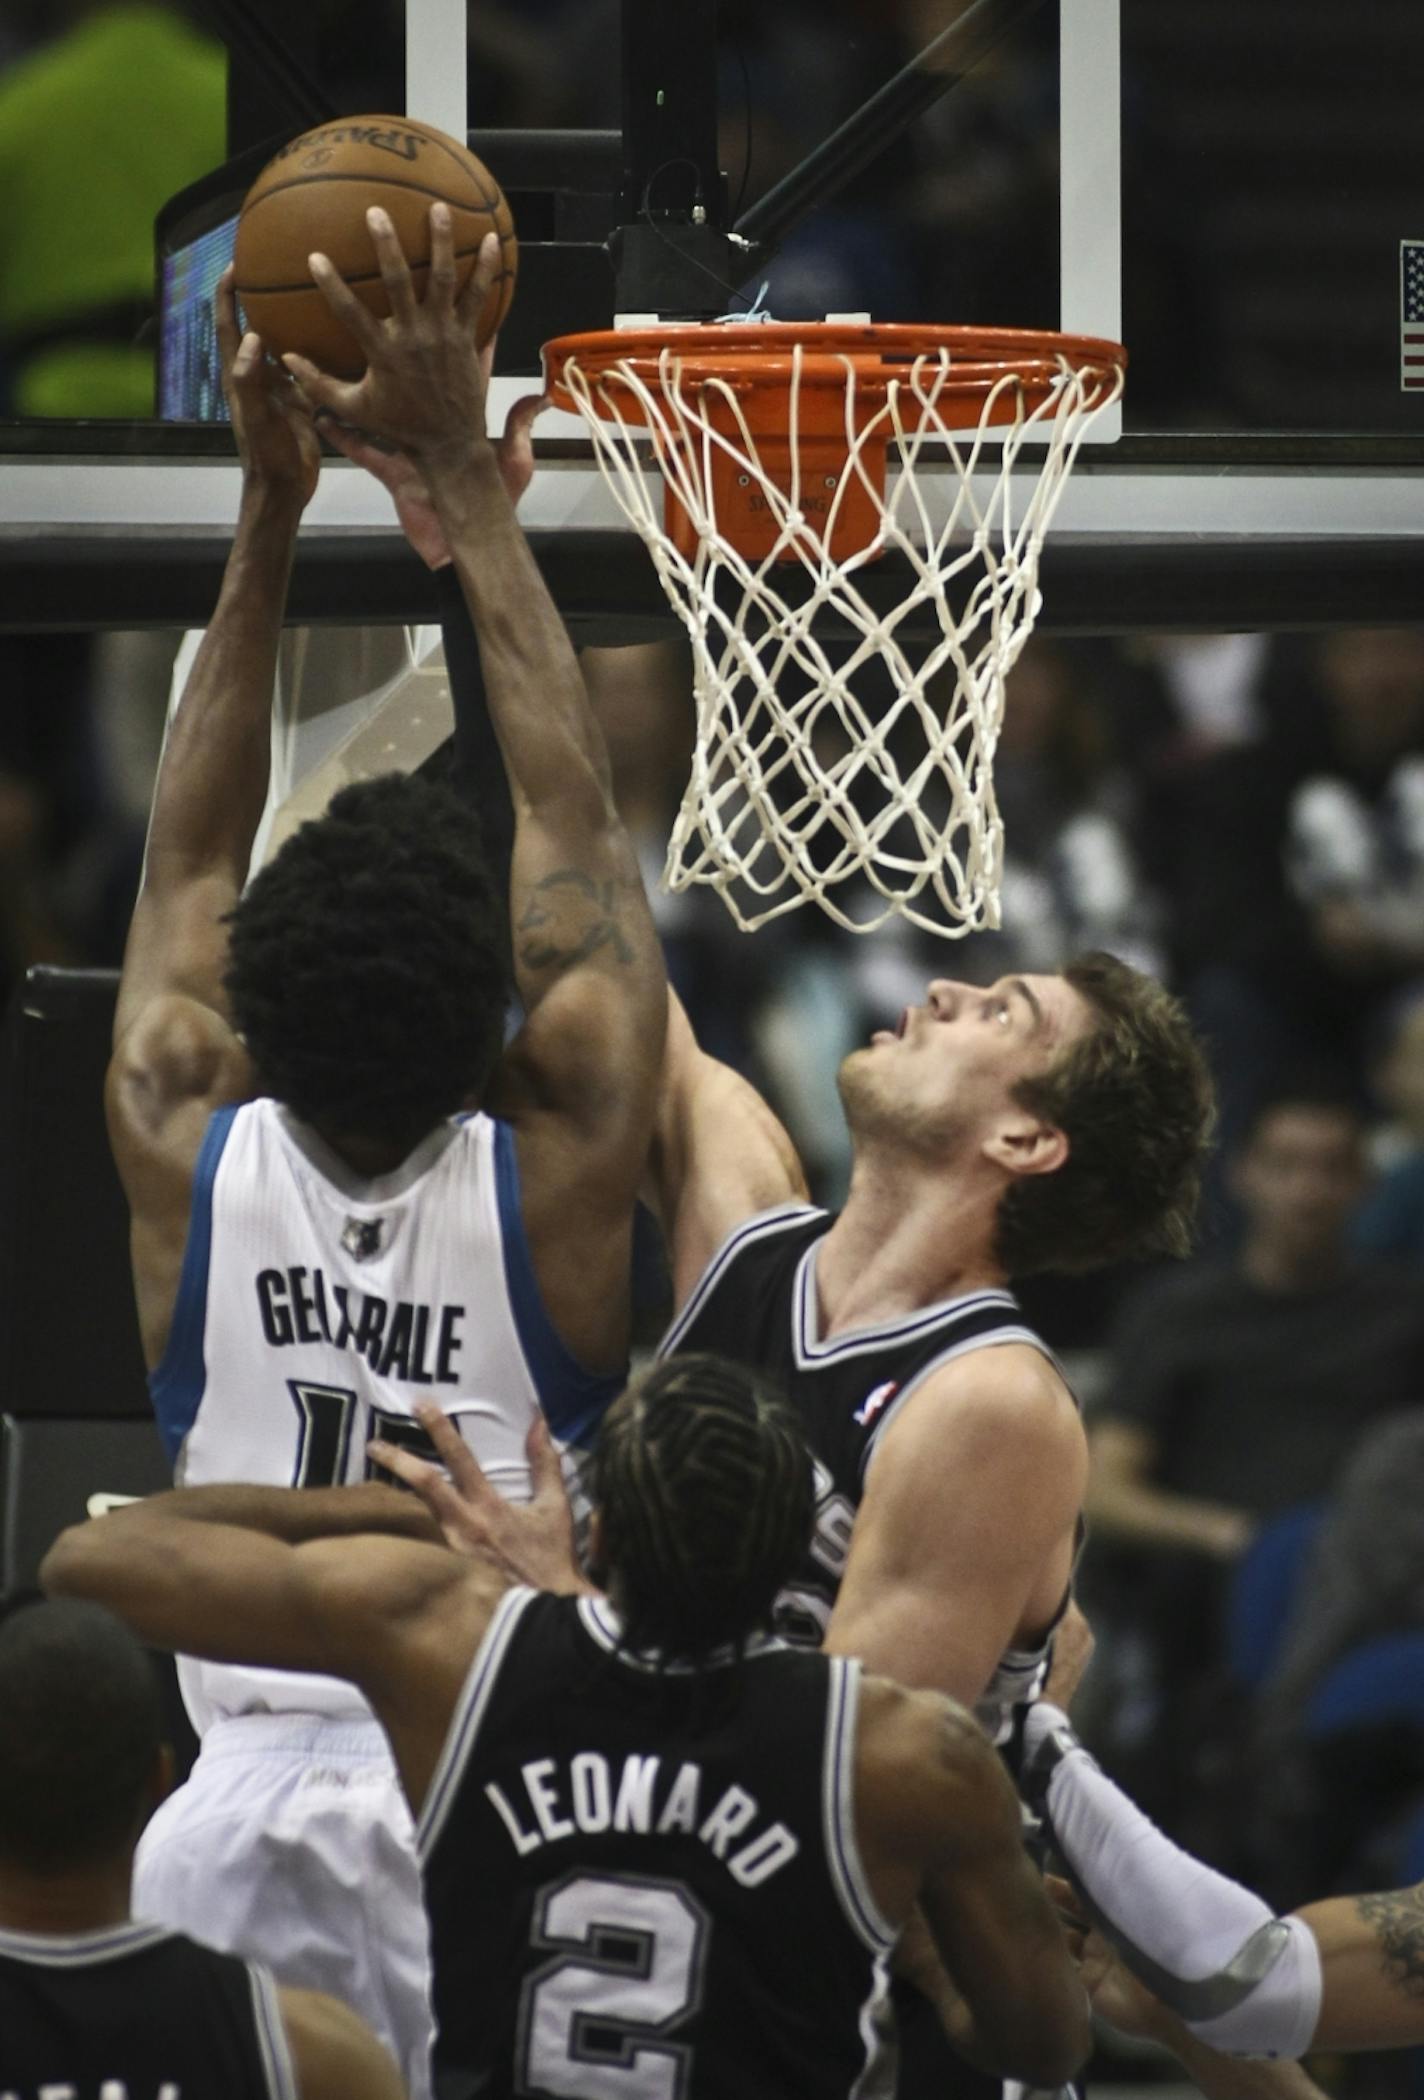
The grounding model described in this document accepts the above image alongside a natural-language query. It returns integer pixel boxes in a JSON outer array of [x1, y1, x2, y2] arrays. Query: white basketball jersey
[[150, 1099, 621, 1730]]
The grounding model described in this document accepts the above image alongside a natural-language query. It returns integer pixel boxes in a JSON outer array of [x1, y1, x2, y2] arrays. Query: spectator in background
[[1257, 1409, 1424, 1754], [1083, 1081, 1424, 1841], [1353, 989, 1424, 1263], [1238, 1404, 1424, 1903], [1149, 630, 1424, 1189], [0, 0, 224, 418]]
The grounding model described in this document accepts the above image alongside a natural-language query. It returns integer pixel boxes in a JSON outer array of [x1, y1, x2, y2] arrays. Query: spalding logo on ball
[[233, 117, 518, 376]]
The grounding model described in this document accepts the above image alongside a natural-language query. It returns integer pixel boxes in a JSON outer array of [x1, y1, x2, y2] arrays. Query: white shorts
[[133, 1713, 433, 2100]]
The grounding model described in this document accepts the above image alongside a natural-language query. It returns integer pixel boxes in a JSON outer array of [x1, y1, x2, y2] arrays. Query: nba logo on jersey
[[341, 1215, 385, 1261], [852, 1380, 897, 1428]]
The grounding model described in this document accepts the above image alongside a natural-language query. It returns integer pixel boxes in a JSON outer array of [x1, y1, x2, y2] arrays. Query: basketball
[[232, 116, 517, 377]]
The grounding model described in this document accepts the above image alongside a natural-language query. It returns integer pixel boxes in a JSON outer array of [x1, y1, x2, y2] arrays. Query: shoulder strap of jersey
[[859, 1322, 1071, 1478], [658, 1202, 828, 1357], [0, 1920, 173, 1967], [417, 1584, 541, 1858], [148, 1102, 241, 1462], [821, 1657, 897, 1956]]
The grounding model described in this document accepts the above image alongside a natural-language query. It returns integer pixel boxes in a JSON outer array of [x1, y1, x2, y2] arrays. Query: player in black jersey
[[44, 1355, 1091, 2100], [645, 965, 1213, 1729], [381, 966, 1212, 2094], [642, 971, 1211, 2097], [0, 1596, 401, 2100]]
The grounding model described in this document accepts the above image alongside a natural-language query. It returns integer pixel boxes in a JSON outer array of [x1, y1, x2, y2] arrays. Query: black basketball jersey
[[418, 1587, 897, 2100], [661, 1203, 1073, 1742], [0, 1919, 295, 2099]]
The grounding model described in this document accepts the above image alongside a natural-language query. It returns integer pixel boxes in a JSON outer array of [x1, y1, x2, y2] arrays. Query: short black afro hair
[[225, 774, 509, 1151], [0, 1598, 162, 1871]]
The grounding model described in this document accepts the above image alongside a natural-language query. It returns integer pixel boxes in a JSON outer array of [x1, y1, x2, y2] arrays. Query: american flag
[[1403, 240, 1424, 390]]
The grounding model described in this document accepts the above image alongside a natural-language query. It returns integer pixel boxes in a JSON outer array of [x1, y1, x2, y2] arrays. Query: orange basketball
[[232, 115, 517, 377]]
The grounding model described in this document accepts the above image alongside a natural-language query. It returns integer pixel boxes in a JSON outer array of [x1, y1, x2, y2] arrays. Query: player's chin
[[836, 1044, 885, 1114]]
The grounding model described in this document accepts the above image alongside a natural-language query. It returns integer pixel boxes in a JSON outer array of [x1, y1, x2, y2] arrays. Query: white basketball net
[[557, 338, 1124, 936]]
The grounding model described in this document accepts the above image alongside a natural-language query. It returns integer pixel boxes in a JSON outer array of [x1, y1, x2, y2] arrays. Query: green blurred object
[[0, 3, 225, 418]]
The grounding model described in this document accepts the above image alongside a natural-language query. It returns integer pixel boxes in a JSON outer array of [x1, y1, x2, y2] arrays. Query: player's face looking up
[[838, 953, 1213, 1275], [845, 972, 1090, 1152]]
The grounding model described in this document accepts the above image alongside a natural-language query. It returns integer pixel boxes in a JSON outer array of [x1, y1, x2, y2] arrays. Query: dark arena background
[[1, 2, 1423, 2096]]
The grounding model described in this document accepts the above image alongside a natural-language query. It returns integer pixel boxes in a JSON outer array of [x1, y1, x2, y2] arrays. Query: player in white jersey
[[104, 217, 666, 2097]]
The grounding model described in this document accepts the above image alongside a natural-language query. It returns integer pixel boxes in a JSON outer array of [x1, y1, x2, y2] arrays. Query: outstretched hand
[[320, 383, 546, 568], [284, 206, 503, 467], [217, 267, 320, 509], [320, 422, 452, 567], [368, 1401, 592, 1596]]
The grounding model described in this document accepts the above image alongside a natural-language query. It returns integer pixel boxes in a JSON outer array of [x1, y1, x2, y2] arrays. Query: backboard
[[0, 0, 1420, 635]]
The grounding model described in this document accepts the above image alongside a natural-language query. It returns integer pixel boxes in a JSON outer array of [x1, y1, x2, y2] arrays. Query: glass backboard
[[0, 0, 1419, 635]]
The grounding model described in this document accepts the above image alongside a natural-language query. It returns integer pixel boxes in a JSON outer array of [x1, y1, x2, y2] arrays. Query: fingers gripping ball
[[233, 116, 517, 376]]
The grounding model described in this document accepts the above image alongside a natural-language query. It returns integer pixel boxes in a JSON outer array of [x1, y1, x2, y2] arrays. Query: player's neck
[[0, 1856, 134, 1939], [820, 1163, 1007, 1330], [308, 1120, 426, 1178]]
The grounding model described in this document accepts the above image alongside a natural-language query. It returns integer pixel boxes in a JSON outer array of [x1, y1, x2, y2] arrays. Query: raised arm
[[40, 1481, 499, 1813], [112, 274, 318, 1057], [650, 987, 810, 1306], [825, 1348, 1087, 1707], [287, 221, 661, 1141], [107, 276, 322, 1365], [285, 211, 667, 1367]]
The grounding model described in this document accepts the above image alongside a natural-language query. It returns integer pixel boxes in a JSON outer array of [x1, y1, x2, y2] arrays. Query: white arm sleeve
[[1021, 1704, 1322, 2058]]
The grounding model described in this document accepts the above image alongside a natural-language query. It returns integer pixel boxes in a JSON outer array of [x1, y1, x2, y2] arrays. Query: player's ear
[[981, 1109, 1068, 1180]]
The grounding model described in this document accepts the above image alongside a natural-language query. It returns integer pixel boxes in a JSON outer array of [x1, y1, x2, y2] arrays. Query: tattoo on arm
[[1357, 1887, 1424, 2000], [516, 869, 637, 973]]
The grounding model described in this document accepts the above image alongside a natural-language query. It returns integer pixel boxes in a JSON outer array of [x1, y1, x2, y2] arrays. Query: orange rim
[[543, 320, 1127, 419]]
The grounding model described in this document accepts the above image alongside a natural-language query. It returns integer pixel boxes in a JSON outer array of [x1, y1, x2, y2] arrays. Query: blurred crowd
[[5, 0, 1424, 2034]]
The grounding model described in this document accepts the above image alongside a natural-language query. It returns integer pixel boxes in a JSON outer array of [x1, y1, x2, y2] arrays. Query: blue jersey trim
[[492, 1118, 624, 1448], [148, 1103, 239, 1464]]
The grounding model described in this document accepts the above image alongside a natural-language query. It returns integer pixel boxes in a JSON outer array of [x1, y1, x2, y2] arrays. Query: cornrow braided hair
[[224, 774, 510, 1153], [590, 1353, 814, 1669]]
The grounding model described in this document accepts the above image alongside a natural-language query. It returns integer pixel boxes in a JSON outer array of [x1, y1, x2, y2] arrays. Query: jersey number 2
[[516, 1872, 708, 2099]]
